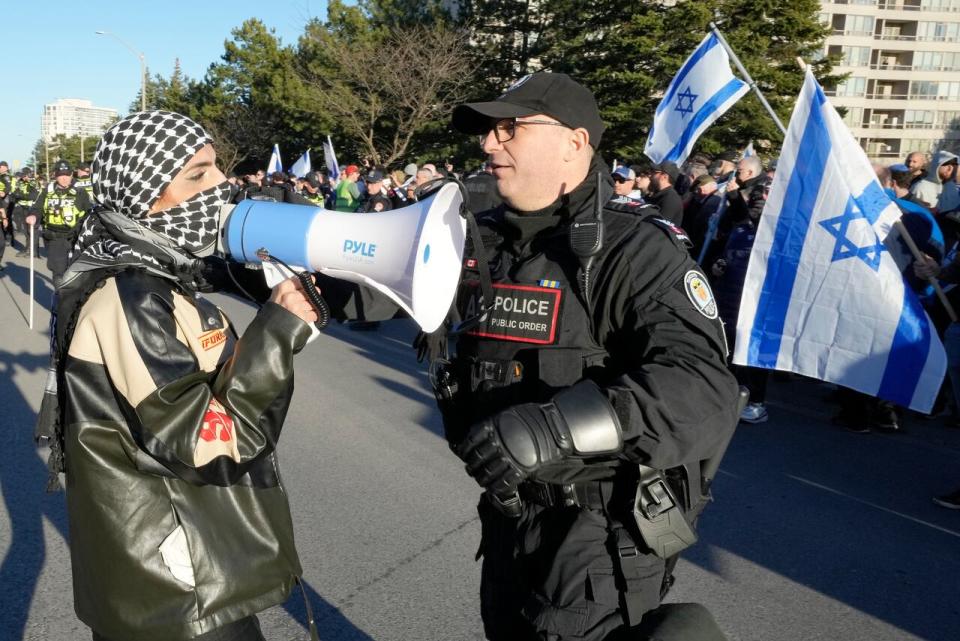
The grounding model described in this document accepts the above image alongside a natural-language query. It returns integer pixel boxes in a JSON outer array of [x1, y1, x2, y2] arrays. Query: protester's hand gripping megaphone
[[219, 182, 467, 333]]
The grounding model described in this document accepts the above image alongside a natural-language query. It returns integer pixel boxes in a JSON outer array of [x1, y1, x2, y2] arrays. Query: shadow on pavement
[[282, 578, 375, 641], [685, 378, 960, 641], [0, 348, 69, 640]]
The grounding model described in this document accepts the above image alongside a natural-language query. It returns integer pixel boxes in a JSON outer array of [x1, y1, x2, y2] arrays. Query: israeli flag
[[741, 141, 755, 158], [734, 69, 945, 413], [267, 144, 283, 174], [323, 135, 340, 182], [291, 149, 312, 178], [645, 33, 749, 165]]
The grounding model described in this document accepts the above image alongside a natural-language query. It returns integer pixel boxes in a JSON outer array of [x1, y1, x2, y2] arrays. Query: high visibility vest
[[334, 180, 359, 212], [74, 176, 94, 198], [302, 191, 324, 206], [43, 184, 85, 228]]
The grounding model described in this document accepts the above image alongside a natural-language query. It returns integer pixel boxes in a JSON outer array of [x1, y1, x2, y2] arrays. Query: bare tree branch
[[302, 23, 476, 167]]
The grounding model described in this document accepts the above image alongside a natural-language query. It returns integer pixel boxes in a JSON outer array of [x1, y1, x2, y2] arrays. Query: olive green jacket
[[61, 270, 309, 640]]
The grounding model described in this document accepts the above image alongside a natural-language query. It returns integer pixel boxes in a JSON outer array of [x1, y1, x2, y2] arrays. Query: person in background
[[334, 164, 362, 212]]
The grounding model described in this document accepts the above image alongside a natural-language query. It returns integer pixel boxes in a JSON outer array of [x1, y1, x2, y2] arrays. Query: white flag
[[266, 144, 282, 174], [734, 69, 945, 412], [323, 136, 340, 182], [291, 149, 312, 178], [645, 33, 749, 165]]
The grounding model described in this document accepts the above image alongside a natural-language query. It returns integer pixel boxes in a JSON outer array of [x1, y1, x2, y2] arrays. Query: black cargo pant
[[477, 493, 666, 641], [44, 233, 73, 287], [92, 614, 265, 641]]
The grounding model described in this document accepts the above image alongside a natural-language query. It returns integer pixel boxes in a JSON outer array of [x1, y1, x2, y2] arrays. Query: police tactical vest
[[444, 213, 615, 480]]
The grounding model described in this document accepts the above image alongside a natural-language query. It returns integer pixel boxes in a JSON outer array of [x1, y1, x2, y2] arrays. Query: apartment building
[[822, 0, 960, 161], [41, 98, 118, 142]]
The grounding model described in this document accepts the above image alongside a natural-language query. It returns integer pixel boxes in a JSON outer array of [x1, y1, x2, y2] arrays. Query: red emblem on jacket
[[199, 399, 234, 442]]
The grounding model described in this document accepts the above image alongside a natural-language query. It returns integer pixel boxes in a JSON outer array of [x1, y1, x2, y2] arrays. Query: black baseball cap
[[452, 72, 605, 148], [650, 161, 679, 183], [54, 160, 72, 177], [365, 169, 385, 183]]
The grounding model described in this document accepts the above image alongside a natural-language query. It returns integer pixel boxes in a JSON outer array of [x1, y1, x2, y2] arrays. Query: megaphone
[[220, 182, 467, 333]]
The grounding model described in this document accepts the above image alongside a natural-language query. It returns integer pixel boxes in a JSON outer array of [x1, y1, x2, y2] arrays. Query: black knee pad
[[632, 602, 727, 641]]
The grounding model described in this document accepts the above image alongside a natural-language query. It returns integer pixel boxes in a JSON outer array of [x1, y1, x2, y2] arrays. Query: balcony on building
[[861, 138, 903, 158], [872, 49, 914, 69]]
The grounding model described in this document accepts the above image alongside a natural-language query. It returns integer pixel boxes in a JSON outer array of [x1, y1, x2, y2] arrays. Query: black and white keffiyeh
[[62, 110, 230, 289], [36, 111, 232, 489]]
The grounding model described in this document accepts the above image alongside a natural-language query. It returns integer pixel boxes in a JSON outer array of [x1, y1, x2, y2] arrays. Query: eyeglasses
[[612, 175, 630, 184], [480, 117, 569, 145]]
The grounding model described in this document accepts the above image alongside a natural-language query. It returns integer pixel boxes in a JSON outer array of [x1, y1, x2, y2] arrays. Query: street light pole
[[95, 30, 147, 111]]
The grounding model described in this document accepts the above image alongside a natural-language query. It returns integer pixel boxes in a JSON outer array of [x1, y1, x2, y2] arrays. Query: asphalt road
[[1, 250, 958, 641]]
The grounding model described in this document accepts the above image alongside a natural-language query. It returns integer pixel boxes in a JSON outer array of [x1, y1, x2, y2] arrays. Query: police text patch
[[462, 282, 562, 344]]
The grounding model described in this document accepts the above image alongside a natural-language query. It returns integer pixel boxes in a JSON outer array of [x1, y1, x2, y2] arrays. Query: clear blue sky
[[2, 2, 329, 170]]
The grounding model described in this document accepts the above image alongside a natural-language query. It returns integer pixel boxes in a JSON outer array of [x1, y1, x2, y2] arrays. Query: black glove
[[455, 380, 623, 498], [456, 403, 565, 498]]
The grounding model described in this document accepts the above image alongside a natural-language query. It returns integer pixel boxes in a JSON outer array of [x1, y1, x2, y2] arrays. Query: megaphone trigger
[[257, 250, 331, 340]]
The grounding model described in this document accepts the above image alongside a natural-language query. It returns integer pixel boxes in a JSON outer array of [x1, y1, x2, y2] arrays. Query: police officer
[[73, 162, 94, 200], [12, 168, 40, 256], [27, 160, 92, 286], [317, 73, 738, 640], [299, 175, 327, 206], [360, 169, 393, 212], [0, 161, 14, 252]]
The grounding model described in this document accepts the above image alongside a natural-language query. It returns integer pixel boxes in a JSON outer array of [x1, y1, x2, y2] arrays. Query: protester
[[683, 173, 722, 259], [33, 110, 318, 641], [711, 154, 772, 423], [610, 165, 644, 205], [646, 160, 683, 224], [911, 150, 957, 209], [334, 164, 362, 211], [905, 150, 928, 190]]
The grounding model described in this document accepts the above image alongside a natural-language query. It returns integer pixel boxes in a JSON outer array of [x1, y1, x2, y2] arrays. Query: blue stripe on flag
[[878, 287, 931, 406], [747, 85, 831, 368], [656, 34, 720, 116], [664, 78, 747, 163]]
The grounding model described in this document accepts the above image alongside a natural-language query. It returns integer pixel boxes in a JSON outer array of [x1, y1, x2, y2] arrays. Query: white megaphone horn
[[219, 182, 467, 333]]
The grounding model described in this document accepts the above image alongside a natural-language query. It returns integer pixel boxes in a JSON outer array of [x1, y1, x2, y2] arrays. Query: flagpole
[[894, 220, 958, 323], [709, 22, 787, 137], [29, 223, 35, 330]]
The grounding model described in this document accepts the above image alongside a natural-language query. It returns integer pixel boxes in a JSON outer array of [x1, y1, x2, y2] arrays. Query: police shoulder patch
[[646, 216, 692, 249], [683, 270, 718, 319]]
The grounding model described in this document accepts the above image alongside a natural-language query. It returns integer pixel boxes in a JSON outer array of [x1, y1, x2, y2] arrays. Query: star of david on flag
[[675, 87, 698, 118], [645, 33, 749, 165], [734, 68, 945, 413]]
